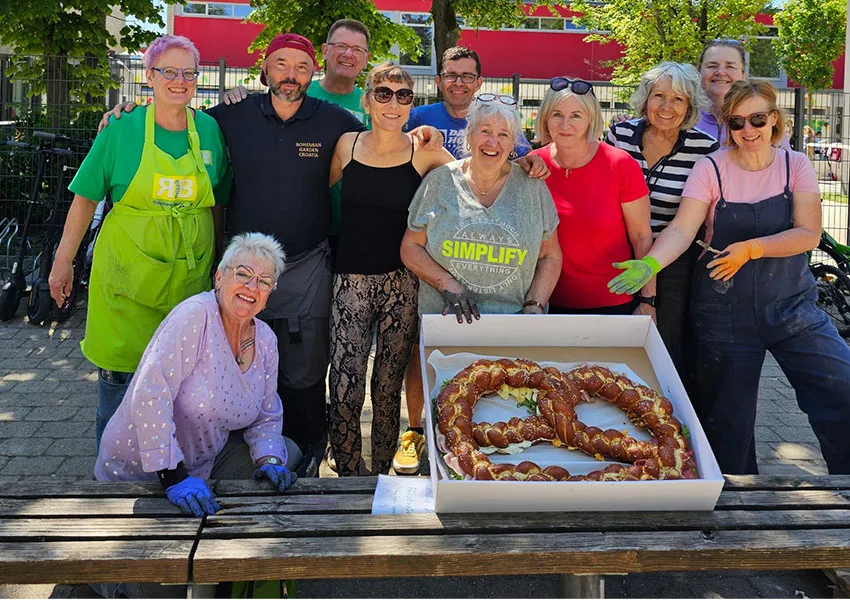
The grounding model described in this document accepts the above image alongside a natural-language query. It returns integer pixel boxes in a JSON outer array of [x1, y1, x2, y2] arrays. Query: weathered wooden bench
[[1, 476, 849, 598]]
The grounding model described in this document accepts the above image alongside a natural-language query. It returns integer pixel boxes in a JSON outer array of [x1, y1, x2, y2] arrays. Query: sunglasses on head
[[372, 86, 414, 105], [550, 77, 594, 95], [477, 93, 517, 106], [727, 111, 773, 131]]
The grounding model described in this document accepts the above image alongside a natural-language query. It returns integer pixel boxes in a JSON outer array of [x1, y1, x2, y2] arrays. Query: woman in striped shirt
[[607, 62, 719, 399]]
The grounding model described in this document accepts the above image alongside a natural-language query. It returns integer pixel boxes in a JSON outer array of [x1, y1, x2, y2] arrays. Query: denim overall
[[691, 150, 850, 474]]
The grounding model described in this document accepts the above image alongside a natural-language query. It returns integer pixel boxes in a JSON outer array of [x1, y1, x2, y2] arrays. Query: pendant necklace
[[235, 326, 255, 366]]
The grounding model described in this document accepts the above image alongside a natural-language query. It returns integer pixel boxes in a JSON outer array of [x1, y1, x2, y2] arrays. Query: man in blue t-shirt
[[405, 46, 531, 160]]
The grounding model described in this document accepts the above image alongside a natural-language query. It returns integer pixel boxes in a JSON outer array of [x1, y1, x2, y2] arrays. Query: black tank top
[[334, 132, 423, 274]]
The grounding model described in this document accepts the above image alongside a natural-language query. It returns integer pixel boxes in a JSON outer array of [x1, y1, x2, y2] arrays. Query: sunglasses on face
[[550, 77, 594, 95], [226, 265, 276, 292], [477, 93, 517, 106], [727, 111, 773, 131], [152, 67, 199, 81], [372, 86, 415, 105]]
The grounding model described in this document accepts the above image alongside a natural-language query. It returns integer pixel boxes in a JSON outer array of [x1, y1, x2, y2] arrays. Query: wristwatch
[[637, 295, 656, 307], [258, 456, 282, 467]]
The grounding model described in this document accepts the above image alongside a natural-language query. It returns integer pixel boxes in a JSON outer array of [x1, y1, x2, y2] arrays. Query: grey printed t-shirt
[[408, 160, 559, 315]]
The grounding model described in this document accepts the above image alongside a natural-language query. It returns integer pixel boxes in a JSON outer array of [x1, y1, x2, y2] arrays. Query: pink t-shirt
[[682, 149, 820, 246], [530, 143, 649, 309]]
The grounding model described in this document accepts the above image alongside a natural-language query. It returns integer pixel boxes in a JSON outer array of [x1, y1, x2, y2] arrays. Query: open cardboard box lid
[[419, 314, 724, 513]]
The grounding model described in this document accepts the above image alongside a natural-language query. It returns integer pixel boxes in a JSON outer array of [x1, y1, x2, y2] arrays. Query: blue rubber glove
[[253, 464, 297, 492], [165, 476, 220, 517], [607, 256, 662, 295]]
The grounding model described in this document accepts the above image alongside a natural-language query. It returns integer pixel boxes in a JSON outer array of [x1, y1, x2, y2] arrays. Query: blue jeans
[[96, 369, 133, 455]]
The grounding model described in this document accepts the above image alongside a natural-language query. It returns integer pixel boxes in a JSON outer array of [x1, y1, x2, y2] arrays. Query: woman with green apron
[[49, 35, 231, 452]]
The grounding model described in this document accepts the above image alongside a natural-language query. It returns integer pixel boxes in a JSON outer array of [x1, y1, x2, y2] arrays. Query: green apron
[[82, 103, 215, 373]]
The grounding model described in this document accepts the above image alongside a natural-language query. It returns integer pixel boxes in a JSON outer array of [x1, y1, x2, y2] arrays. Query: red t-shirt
[[530, 143, 649, 309]]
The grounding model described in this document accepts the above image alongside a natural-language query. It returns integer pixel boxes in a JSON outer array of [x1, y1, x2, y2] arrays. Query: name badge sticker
[[201, 150, 213, 165]]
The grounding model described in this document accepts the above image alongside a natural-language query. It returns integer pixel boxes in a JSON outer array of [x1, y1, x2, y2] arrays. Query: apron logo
[[153, 174, 198, 201], [201, 150, 213, 165]]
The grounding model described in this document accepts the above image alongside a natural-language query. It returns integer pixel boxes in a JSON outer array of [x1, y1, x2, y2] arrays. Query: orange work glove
[[707, 239, 764, 281]]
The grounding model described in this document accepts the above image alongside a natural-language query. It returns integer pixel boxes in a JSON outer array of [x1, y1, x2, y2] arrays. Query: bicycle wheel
[[813, 264, 850, 338]]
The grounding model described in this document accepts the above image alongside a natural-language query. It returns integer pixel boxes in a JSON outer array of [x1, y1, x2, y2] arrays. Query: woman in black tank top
[[326, 63, 454, 477]]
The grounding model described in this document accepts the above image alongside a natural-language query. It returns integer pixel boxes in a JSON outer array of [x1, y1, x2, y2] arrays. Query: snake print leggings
[[329, 268, 419, 476]]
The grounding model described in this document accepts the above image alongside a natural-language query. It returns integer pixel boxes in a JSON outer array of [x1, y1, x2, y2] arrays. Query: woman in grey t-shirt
[[401, 97, 562, 323]]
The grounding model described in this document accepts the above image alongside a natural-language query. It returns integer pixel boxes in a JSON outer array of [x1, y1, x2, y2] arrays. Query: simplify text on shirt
[[441, 240, 528, 265]]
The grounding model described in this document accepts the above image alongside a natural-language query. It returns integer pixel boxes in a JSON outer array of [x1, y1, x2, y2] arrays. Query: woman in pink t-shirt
[[529, 77, 652, 315], [609, 81, 850, 475]]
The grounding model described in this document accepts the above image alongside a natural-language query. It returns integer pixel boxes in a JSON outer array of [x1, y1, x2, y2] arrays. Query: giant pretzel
[[435, 358, 697, 481]]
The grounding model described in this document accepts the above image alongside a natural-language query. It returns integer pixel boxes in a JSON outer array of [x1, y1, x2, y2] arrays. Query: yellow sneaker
[[392, 430, 425, 475]]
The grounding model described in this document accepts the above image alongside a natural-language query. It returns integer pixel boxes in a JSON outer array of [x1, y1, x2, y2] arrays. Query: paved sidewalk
[[0, 295, 836, 597]]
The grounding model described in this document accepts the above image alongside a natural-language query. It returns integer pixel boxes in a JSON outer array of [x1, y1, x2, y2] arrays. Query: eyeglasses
[[372, 86, 415, 105], [152, 67, 199, 81], [327, 42, 368, 58], [727, 111, 774, 131], [477, 93, 517, 106], [226, 265, 276, 292], [440, 72, 479, 84], [550, 77, 594, 95]]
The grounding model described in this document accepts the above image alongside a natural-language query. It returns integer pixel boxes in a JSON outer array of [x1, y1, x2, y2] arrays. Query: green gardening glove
[[607, 256, 662, 295]]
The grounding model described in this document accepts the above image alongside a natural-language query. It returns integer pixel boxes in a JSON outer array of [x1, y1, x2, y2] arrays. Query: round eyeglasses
[[477, 93, 517, 106], [152, 67, 200, 82]]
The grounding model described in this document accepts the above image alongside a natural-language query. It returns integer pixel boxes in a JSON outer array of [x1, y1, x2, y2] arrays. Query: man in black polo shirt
[[204, 34, 363, 477]]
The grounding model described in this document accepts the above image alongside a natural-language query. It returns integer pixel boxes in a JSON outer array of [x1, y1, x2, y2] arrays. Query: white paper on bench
[[372, 474, 435, 514], [427, 350, 655, 480]]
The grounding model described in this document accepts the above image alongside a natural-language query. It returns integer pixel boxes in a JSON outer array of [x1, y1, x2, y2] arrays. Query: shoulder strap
[[351, 130, 364, 160], [707, 155, 725, 205], [408, 133, 415, 161], [783, 149, 792, 194]]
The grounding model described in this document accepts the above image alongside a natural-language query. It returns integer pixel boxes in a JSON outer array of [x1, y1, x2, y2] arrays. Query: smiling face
[[215, 253, 276, 322], [646, 76, 689, 133], [546, 95, 591, 149], [147, 48, 198, 108], [727, 95, 777, 153], [364, 81, 413, 132], [322, 27, 369, 83], [700, 46, 745, 108], [467, 114, 513, 169], [263, 47, 314, 103], [437, 57, 482, 116]]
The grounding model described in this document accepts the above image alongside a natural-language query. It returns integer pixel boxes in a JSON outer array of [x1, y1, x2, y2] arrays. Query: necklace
[[555, 142, 598, 178], [467, 165, 507, 196], [235, 329, 255, 366]]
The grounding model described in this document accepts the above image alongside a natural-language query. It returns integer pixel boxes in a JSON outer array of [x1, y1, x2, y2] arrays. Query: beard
[[269, 76, 308, 103]]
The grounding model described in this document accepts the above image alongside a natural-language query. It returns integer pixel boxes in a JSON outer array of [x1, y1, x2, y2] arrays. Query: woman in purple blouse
[[95, 232, 300, 517]]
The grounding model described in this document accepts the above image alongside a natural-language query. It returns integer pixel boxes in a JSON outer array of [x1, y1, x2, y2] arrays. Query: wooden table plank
[[0, 541, 194, 584], [200, 509, 850, 538], [723, 475, 850, 491], [0, 517, 200, 540], [214, 494, 374, 515], [0, 481, 164, 499], [191, 529, 850, 582], [716, 489, 850, 509], [0, 497, 183, 517], [213, 478, 379, 496]]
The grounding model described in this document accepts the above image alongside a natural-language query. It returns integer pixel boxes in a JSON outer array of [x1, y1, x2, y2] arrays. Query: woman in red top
[[529, 77, 653, 315]]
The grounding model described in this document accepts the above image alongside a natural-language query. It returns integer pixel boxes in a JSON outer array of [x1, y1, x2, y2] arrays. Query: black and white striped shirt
[[607, 119, 719, 237]]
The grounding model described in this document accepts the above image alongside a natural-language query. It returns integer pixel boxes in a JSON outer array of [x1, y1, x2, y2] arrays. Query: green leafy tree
[[571, 0, 767, 86], [247, 0, 422, 72], [773, 0, 847, 128], [430, 0, 569, 70]]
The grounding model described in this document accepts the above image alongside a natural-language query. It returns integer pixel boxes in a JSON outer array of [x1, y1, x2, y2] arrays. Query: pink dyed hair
[[144, 35, 201, 69]]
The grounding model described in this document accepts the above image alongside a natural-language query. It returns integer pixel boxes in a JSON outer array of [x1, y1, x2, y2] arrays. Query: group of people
[[48, 22, 850, 523]]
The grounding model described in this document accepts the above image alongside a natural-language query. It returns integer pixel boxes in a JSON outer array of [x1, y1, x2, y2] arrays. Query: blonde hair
[[720, 80, 785, 147], [362, 62, 414, 109], [535, 84, 603, 144], [630, 62, 708, 131]]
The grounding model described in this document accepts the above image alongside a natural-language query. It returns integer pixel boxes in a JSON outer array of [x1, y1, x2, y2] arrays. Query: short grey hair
[[630, 62, 708, 131], [535, 85, 603, 144], [464, 99, 522, 155], [218, 232, 286, 279]]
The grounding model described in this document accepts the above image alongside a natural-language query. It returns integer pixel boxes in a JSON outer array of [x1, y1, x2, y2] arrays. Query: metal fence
[[1, 53, 849, 252]]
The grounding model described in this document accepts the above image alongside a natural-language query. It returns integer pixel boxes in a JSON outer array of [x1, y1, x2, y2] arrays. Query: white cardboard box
[[419, 314, 724, 513]]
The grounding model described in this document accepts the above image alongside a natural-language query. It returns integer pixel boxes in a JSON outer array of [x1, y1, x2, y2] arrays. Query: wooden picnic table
[[1, 475, 849, 597]]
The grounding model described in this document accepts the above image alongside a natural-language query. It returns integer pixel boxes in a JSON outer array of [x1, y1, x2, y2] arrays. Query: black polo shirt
[[207, 93, 363, 255]]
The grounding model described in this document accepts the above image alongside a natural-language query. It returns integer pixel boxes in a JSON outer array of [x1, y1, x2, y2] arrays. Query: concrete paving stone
[[756, 443, 780, 461], [46, 438, 95, 457], [69, 406, 93, 421], [57, 456, 96, 478], [771, 442, 823, 461], [0, 475, 21, 484], [52, 393, 96, 408], [36, 357, 81, 370], [0, 437, 53, 456], [23, 405, 80, 422], [755, 387, 790, 402], [1, 455, 64, 476], [0, 346, 32, 359], [36, 420, 93, 439], [0, 380, 17, 393], [0, 421, 41, 438], [0, 393, 62, 408], [754, 426, 783, 442], [10, 379, 60, 394], [775, 413, 813, 427], [753, 398, 784, 415], [0, 328, 21, 340], [759, 462, 829, 476], [0, 407, 30, 421], [0, 456, 7, 471], [772, 426, 821, 444]]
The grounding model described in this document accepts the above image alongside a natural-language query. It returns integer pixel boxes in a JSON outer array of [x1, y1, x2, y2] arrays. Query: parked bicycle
[[811, 229, 850, 338]]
